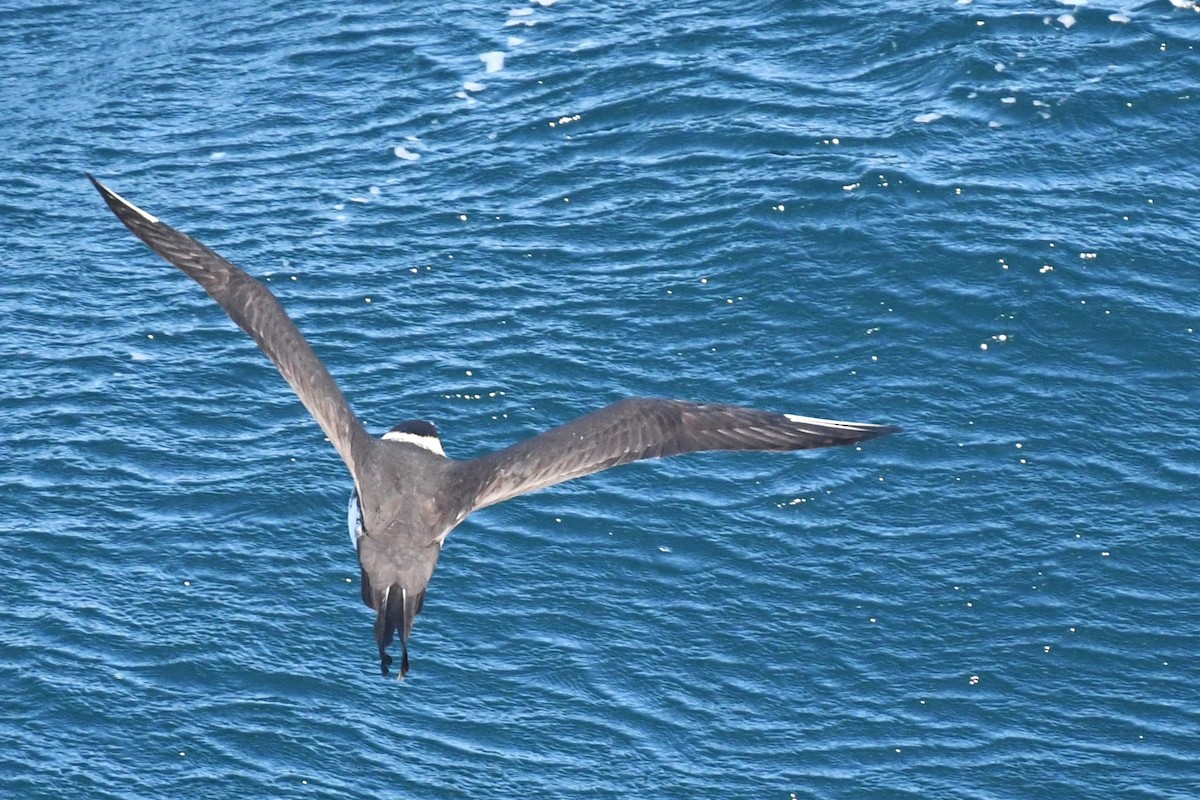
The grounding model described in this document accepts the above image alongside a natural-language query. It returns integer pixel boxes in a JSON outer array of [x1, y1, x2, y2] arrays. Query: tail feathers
[[370, 582, 426, 678]]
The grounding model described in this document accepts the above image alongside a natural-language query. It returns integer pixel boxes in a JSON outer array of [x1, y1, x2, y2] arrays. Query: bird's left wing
[[88, 174, 375, 477]]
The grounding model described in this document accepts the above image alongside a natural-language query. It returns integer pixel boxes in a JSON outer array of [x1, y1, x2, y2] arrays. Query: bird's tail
[[362, 573, 425, 678]]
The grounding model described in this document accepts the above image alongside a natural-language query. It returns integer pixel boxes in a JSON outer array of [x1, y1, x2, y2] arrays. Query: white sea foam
[[393, 145, 420, 161], [464, 81, 486, 92], [914, 112, 942, 124], [1058, 13, 1076, 27], [480, 51, 505, 72]]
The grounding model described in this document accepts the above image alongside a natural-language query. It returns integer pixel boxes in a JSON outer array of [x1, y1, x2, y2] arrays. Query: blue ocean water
[[3, 0, 1199, 797]]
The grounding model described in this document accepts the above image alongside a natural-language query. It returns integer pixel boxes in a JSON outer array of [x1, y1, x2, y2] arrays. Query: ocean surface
[[3, 1, 1198, 797]]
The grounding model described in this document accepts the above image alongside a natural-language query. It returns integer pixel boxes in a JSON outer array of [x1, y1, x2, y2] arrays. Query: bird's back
[[352, 440, 463, 676]]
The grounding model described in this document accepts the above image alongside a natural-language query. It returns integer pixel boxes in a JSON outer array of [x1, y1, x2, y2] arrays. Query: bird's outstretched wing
[[456, 398, 898, 512], [88, 174, 374, 477]]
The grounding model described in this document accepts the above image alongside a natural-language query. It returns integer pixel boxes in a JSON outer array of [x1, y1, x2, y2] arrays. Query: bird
[[88, 174, 899, 678]]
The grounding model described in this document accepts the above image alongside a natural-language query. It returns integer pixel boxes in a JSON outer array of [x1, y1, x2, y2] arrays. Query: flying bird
[[88, 174, 899, 678]]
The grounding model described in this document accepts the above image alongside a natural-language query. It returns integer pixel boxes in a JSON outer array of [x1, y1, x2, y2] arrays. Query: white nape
[[383, 430, 446, 456]]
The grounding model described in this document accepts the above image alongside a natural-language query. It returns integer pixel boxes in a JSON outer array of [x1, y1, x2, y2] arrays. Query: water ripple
[[4, 0, 1200, 798]]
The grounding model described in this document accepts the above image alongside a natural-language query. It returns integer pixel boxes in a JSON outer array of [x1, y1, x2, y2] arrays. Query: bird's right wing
[[89, 174, 374, 477], [455, 397, 898, 512]]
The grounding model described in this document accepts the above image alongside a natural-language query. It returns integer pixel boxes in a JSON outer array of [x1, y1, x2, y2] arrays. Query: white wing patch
[[348, 489, 363, 550], [785, 413, 866, 429], [97, 180, 160, 223]]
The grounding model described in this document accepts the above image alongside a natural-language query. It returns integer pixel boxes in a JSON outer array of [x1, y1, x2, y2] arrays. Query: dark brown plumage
[[89, 174, 899, 677]]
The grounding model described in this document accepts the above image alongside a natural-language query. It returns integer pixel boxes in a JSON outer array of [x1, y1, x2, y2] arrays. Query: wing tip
[[87, 172, 161, 225], [783, 413, 901, 443], [859, 423, 902, 441]]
